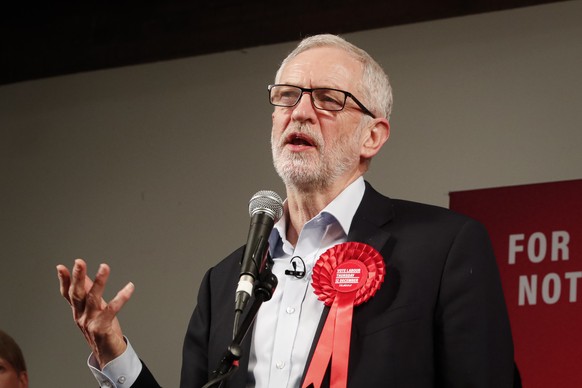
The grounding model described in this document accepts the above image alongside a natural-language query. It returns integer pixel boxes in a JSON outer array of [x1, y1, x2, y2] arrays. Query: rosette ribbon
[[302, 242, 385, 388]]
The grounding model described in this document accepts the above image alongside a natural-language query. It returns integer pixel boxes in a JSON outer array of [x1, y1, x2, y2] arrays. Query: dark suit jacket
[[135, 182, 516, 387]]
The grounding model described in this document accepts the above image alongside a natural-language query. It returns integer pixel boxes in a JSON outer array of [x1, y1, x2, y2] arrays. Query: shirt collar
[[269, 177, 366, 250], [323, 176, 365, 236]]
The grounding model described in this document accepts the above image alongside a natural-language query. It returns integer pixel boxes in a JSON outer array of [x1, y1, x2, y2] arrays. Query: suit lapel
[[346, 181, 394, 250], [300, 181, 395, 386]]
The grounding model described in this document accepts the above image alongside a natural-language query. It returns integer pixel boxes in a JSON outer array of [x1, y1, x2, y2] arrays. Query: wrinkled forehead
[[276, 47, 364, 91]]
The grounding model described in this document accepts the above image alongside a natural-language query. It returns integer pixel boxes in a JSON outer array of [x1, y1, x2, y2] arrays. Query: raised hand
[[57, 259, 135, 368]]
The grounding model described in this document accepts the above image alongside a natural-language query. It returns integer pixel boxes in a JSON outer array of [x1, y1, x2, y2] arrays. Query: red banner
[[449, 179, 582, 387]]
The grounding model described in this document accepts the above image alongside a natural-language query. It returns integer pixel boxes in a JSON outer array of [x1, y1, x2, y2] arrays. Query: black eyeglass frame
[[268, 84, 376, 119]]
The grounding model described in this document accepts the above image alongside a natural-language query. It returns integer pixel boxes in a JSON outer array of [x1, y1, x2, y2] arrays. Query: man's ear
[[360, 118, 390, 159]]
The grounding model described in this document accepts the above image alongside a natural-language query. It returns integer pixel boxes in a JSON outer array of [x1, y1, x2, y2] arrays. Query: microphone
[[235, 190, 283, 313], [285, 256, 306, 279]]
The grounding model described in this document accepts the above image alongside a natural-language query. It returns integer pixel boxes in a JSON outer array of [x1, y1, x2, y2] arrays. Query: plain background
[[1, 1, 581, 386]]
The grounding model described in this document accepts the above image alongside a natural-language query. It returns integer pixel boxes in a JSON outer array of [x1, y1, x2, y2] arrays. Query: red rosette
[[303, 242, 385, 388], [312, 242, 385, 306]]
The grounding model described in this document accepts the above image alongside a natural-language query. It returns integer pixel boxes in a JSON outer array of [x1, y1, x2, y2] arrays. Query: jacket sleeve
[[434, 219, 515, 387], [180, 268, 213, 388], [179, 248, 247, 388], [131, 361, 162, 388]]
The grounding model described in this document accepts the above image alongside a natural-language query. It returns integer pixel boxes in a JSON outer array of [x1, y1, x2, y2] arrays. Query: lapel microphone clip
[[285, 255, 306, 279]]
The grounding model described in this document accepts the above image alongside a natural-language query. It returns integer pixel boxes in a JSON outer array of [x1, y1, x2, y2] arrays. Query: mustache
[[279, 123, 324, 149]]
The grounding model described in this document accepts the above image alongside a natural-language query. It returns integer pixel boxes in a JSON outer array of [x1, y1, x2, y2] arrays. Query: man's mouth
[[286, 133, 315, 147]]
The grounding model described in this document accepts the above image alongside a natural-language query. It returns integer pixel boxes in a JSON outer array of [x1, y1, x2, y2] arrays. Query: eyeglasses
[[268, 84, 376, 118]]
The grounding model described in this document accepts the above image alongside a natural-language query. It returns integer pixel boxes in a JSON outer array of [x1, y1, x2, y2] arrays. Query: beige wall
[[1, 2, 581, 386]]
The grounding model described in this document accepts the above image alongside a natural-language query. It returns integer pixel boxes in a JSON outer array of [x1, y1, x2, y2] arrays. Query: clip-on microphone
[[285, 255, 306, 279]]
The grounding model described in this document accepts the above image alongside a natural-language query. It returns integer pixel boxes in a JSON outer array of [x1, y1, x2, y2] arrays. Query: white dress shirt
[[89, 338, 141, 387], [247, 177, 365, 387]]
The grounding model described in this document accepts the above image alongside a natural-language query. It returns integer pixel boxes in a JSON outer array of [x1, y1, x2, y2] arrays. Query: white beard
[[271, 123, 361, 191]]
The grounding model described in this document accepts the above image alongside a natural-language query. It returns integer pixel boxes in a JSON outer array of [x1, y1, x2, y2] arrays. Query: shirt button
[[118, 376, 127, 384], [286, 306, 295, 314], [276, 360, 286, 369], [102, 382, 112, 387]]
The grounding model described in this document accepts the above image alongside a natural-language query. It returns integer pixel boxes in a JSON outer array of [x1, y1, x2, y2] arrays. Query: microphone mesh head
[[249, 190, 284, 222]]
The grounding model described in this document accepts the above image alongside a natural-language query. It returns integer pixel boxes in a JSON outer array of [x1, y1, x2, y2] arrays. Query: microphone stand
[[202, 256, 278, 388]]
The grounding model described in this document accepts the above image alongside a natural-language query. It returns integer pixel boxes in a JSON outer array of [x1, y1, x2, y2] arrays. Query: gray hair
[[275, 34, 393, 119]]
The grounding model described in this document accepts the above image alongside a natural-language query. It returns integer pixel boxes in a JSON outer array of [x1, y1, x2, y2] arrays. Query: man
[[57, 34, 516, 387], [0, 330, 28, 388]]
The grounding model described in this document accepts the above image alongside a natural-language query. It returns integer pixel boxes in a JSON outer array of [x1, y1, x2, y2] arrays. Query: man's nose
[[291, 92, 317, 122]]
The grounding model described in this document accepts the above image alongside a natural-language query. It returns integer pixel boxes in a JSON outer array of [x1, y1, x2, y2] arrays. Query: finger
[[84, 276, 108, 309], [107, 282, 135, 315], [69, 258, 88, 313], [56, 265, 72, 304], [86, 263, 111, 309]]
